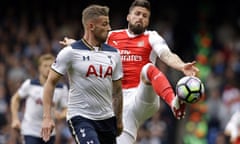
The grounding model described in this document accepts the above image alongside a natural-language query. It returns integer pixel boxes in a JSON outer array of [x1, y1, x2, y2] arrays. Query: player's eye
[[102, 21, 109, 27]]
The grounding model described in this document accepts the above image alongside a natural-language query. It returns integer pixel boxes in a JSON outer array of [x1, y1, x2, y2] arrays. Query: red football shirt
[[107, 29, 170, 89]]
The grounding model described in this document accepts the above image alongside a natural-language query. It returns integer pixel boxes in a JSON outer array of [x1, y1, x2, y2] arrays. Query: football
[[176, 76, 204, 104]]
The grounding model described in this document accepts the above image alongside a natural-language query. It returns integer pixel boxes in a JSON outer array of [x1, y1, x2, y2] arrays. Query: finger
[[191, 61, 196, 65], [59, 40, 66, 45], [41, 128, 51, 142], [63, 37, 68, 40], [194, 67, 200, 72]]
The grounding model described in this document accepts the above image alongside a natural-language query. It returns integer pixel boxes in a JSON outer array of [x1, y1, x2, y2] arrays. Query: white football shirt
[[52, 39, 123, 121], [18, 79, 68, 137]]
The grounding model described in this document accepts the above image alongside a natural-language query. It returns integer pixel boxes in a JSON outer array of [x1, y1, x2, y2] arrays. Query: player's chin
[[99, 35, 108, 43], [131, 26, 145, 35]]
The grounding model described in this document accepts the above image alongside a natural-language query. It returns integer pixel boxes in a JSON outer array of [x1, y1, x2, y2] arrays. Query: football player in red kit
[[61, 0, 199, 143]]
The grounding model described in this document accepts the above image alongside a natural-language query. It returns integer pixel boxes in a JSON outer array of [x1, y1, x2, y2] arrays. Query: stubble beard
[[129, 23, 146, 35]]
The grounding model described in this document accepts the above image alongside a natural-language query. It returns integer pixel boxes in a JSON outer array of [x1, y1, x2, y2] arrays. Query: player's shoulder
[[145, 30, 165, 42], [70, 40, 89, 51], [102, 43, 118, 53], [145, 30, 160, 36], [20, 78, 32, 86], [29, 79, 42, 86], [109, 29, 127, 37]]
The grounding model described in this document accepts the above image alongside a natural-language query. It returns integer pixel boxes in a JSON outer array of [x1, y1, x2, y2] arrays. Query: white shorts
[[121, 81, 160, 140]]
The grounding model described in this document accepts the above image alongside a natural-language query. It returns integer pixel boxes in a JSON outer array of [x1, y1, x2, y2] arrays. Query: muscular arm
[[112, 79, 123, 136], [41, 69, 62, 141], [43, 69, 62, 119], [159, 50, 199, 76], [160, 50, 185, 71]]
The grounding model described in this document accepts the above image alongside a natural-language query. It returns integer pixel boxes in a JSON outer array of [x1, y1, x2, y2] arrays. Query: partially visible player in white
[[60, 0, 199, 143], [225, 110, 240, 144], [11, 54, 68, 144]]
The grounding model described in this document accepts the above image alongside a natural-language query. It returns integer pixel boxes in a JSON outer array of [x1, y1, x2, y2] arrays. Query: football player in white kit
[[41, 5, 123, 144], [11, 54, 68, 144], [225, 111, 240, 144], [60, 0, 199, 143]]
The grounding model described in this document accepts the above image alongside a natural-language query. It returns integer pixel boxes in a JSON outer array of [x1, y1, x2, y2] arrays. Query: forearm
[[160, 51, 185, 72], [10, 94, 20, 120], [43, 82, 55, 119], [43, 70, 62, 119], [112, 80, 123, 121], [113, 91, 123, 121]]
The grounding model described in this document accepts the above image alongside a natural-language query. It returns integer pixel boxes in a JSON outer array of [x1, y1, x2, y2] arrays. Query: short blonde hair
[[82, 5, 109, 27], [38, 54, 55, 66]]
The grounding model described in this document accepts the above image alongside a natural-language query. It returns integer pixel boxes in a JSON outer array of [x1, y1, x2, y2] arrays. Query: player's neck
[[39, 75, 46, 85], [82, 37, 101, 51], [83, 35, 101, 47]]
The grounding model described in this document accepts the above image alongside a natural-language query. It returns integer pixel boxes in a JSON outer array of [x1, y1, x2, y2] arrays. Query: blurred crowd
[[0, 0, 240, 144]]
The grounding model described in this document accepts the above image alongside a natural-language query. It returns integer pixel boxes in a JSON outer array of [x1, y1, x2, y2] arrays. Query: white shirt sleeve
[[148, 31, 171, 58], [52, 46, 72, 75], [225, 111, 240, 139], [18, 79, 31, 99], [112, 51, 123, 81]]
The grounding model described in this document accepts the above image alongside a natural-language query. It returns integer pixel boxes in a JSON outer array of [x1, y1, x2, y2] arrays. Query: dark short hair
[[82, 5, 109, 25], [129, 0, 151, 12]]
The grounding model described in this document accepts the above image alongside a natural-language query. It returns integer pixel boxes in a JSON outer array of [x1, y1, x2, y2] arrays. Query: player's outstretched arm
[[41, 69, 62, 142], [112, 79, 123, 136], [159, 50, 199, 76]]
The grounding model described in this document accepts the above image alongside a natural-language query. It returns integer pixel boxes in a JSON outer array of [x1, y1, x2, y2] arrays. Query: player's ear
[[127, 14, 130, 22], [89, 23, 95, 31]]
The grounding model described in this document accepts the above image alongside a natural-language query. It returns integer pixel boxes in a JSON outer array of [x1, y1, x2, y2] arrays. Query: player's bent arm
[[112, 79, 123, 136], [10, 92, 21, 129]]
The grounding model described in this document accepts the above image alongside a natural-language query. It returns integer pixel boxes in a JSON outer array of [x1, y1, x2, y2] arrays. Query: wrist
[[43, 114, 52, 119]]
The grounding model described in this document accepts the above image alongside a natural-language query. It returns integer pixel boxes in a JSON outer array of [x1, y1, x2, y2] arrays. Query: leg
[[142, 63, 186, 119], [117, 131, 135, 144], [118, 81, 160, 143], [141, 63, 175, 106], [97, 117, 117, 144], [67, 116, 100, 144]]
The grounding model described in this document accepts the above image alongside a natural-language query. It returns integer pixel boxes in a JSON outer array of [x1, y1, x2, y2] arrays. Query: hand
[[171, 96, 186, 120], [11, 119, 21, 131], [182, 61, 199, 76], [41, 118, 55, 142], [59, 37, 76, 46]]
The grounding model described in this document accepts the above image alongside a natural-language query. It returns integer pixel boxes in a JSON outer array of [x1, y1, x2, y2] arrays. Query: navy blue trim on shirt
[[71, 40, 118, 52], [30, 79, 64, 88]]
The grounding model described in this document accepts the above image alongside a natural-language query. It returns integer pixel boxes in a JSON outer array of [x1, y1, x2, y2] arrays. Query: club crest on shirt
[[112, 40, 118, 46], [137, 41, 144, 47]]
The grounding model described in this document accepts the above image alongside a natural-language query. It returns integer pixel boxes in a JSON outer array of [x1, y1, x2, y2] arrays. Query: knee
[[141, 63, 154, 84]]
